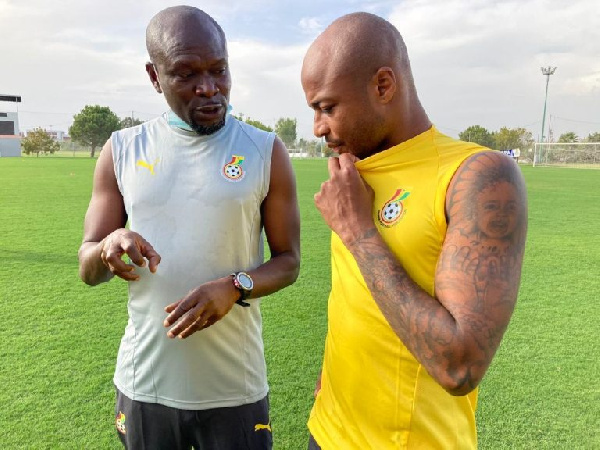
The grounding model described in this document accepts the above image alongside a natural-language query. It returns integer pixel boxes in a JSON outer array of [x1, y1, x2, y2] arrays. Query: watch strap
[[232, 273, 251, 307]]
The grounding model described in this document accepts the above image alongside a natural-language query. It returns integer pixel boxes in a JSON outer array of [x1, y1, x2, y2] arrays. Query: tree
[[305, 140, 319, 157], [493, 127, 533, 151], [459, 125, 494, 148], [585, 132, 600, 143], [274, 117, 297, 148], [296, 138, 308, 150], [120, 116, 144, 129], [69, 105, 121, 157], [558, 131, 578, 143], [21, 128, 60, 157], [232, 113, 273, 132]]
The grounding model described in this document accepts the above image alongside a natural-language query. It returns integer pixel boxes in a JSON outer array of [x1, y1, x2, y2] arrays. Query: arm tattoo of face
[[347, 152, 527, 394], [436, 152, 528, 389]]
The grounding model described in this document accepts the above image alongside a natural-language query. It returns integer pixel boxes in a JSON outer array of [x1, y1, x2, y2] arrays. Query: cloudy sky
[[1, 0, 599, 142]]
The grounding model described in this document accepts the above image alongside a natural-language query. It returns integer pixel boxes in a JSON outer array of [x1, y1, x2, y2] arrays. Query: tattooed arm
[[315, 152, 527, 395]]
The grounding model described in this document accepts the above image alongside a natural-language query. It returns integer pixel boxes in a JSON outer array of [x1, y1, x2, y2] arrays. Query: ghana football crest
[[222, 155, 246, 182], [378, 188, 411, 227], [116, 411, 126, 435]]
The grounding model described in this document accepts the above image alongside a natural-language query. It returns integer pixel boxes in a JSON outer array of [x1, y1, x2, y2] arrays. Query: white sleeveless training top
[[111, 113, 275, 409]]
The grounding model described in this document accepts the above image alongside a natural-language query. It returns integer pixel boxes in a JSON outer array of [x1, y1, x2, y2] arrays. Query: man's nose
[[313, 113, 329, 138], [195, 76, 219, 97]]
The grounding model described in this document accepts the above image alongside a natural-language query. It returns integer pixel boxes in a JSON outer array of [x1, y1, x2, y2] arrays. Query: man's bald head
[[301, 12, 430, 156], [303, 12, 412, 86], [144, 6, 231, 136], [146, 6, 225, 64]]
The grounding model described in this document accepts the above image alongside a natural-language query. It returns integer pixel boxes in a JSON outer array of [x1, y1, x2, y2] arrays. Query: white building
[[0, 111, 21, 157], [0, 95, 22, 157]]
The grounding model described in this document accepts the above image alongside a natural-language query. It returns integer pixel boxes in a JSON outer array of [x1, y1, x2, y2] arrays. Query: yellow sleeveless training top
[[308, 127, 487, 449]]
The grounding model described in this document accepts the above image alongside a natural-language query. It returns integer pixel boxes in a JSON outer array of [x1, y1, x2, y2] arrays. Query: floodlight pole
[[540, 66, 556, 143]]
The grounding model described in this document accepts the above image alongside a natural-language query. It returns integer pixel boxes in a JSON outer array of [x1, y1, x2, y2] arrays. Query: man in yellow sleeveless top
[[301, 12, 528, 450]]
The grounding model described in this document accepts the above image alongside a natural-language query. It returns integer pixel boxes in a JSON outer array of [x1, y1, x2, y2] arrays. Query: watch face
[[238, 272, 253, 290]]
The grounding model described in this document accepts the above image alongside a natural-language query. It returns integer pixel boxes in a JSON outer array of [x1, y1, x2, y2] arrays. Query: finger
[[177, 322, 202, 339], [168, 308, 204, 339], [179, 312, 214, 339], [314, 184, 325, 205], [202, 317, 218, 329], [164, 298, 194, 327], [105, 255, 136, 275], [164, 300, 180, 314], [346, 153, 360, 164], [338, 153, 359, 170], [361, 177, 375, 197], [327, 156, 340, 177], [113, 269, 141, 282], [141, 243, 161, 273], [102, 245, 130, 271], [147, 254, 161, 273], [123, 241, 146, 267]]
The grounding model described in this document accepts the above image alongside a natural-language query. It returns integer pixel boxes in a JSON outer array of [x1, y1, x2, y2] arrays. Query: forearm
[[346, 228, 475, 394], [245, 250, 300, 299], [78, 240, 113, 286]]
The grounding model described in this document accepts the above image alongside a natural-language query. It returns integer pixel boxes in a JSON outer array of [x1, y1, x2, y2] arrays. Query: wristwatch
[[231, 271, 253, 307]]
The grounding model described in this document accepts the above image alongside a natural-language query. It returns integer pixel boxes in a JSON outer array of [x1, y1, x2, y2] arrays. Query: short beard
[[190, 115, 226, 136]]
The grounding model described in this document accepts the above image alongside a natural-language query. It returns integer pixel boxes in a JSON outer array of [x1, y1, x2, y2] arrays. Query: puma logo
[[254, 423, 272, 432], [136, 158, 160, 175]]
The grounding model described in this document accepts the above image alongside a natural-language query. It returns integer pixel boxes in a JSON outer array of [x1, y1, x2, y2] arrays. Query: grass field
[[1, 157, 599, 449]]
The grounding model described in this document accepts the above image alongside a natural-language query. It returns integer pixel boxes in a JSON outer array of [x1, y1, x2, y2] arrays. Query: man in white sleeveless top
[[78, 6, 300, 449]]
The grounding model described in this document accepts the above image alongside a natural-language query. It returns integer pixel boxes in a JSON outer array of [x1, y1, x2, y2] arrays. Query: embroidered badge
[[116, 411, 126, 435], [136, 158, 160, 175], [254, 422, 272, 433], [222, 155, 245, 182], [378, 188, 410, 227]]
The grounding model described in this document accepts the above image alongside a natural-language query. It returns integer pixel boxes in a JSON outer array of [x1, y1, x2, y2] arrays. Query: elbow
[[78, 243, 108, 286], [444, 380, 480, 397], [287, 250, 301, 285], [433, 363, 484, 396], [78, 255, 92, 286], [268, 248, 300, 287], [79, 265, 98, 286], [78, 255, 107, 287], [78, 253, 95, 286]]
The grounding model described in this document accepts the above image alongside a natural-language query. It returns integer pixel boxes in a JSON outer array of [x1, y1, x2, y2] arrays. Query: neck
[[385, 98, 431, 149]]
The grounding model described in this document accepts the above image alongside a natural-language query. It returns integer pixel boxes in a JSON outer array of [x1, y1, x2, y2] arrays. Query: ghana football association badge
[[116, 411, 126, 435], [222, 155, 246, 182], [378, 188, 410, 227]]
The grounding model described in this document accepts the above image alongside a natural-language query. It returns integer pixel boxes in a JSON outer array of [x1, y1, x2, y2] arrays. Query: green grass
[[0, 158, 598, 449]]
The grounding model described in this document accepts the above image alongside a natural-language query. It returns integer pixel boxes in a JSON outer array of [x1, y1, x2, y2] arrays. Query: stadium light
[[540, 67, 557, 143]]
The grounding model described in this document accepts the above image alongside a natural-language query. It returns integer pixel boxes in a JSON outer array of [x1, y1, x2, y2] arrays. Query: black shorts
[[308, 434, 322, 450], [115, 388, 272, 450]]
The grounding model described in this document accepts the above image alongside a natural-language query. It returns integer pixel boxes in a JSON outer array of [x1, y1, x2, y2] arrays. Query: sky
[[1, 0, 599, 143]]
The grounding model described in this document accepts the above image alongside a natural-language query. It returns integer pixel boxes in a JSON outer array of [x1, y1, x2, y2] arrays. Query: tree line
[[22, 105, 313, 158], [25, 105, 598, 158], [459, 124, 600, 150], [21, 105, 144, 157]]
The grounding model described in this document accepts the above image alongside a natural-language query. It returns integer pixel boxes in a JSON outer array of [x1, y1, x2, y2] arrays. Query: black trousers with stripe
[[115, 388, 272, 450]]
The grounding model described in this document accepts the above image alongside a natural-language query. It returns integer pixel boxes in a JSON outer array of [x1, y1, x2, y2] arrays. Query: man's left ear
[[374, 67, 396, 104]]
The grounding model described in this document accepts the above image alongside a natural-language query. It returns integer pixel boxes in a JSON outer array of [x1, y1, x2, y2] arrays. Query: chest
[[119, 140, 266, 220]]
